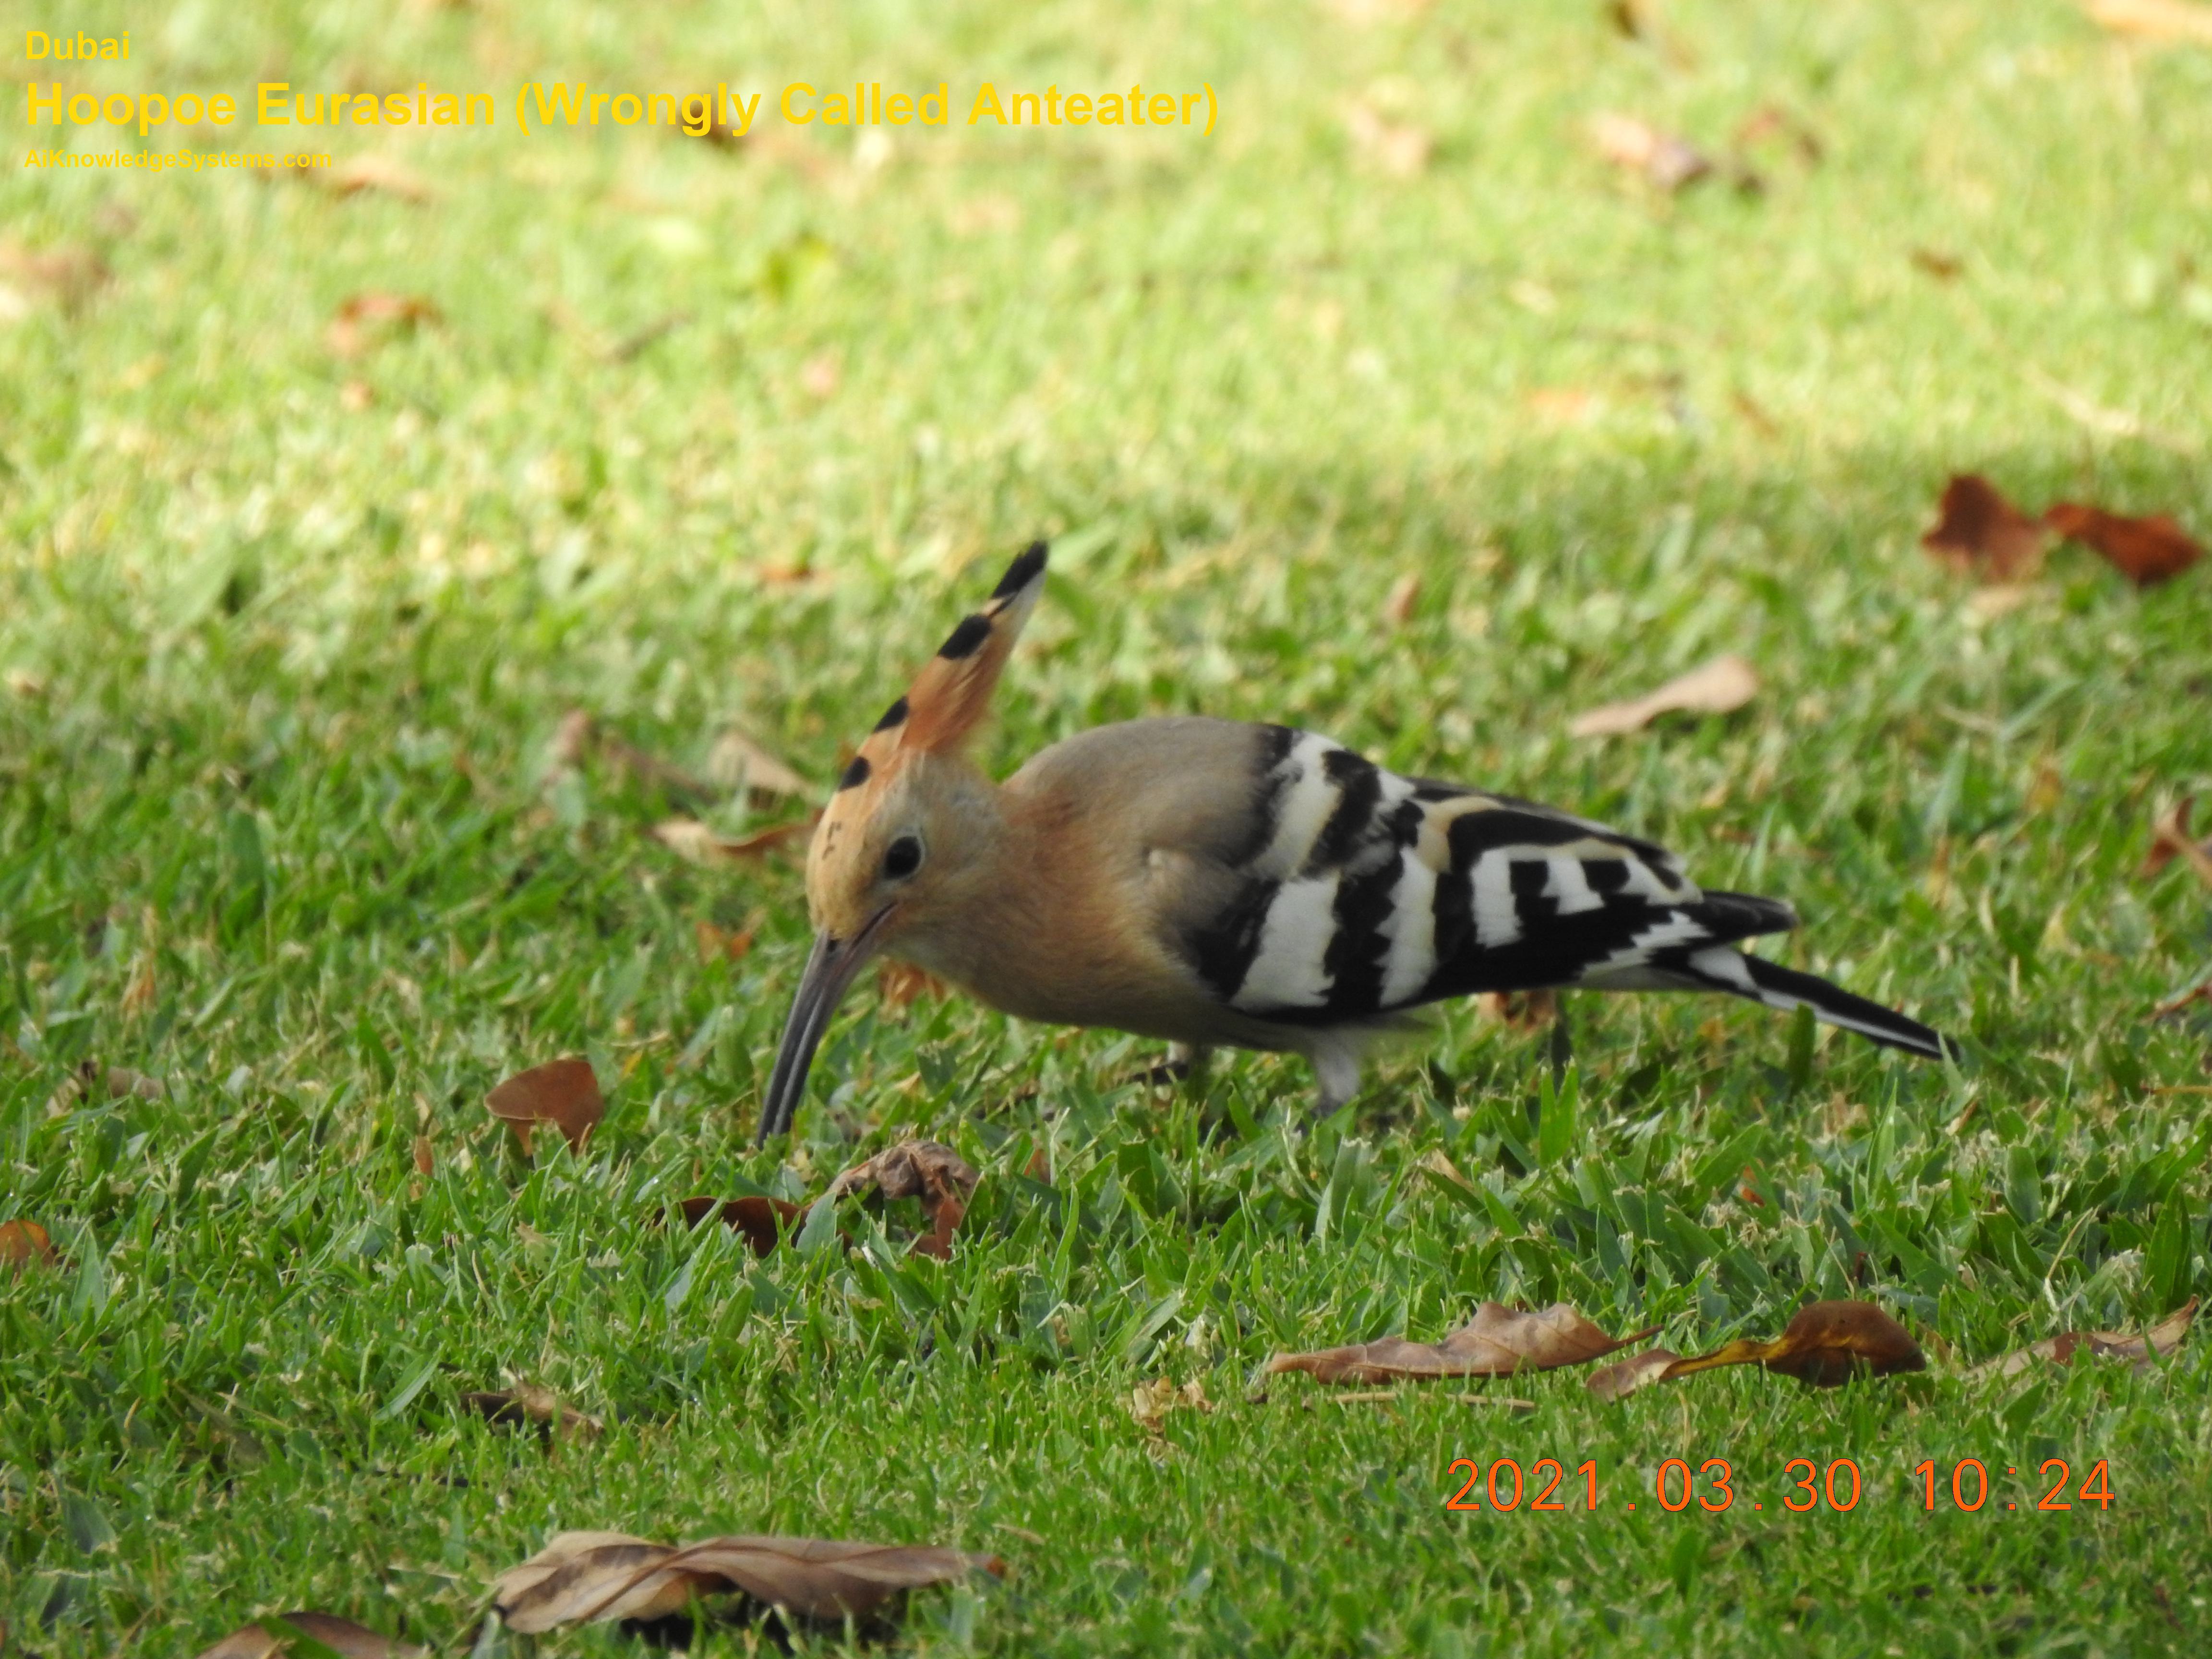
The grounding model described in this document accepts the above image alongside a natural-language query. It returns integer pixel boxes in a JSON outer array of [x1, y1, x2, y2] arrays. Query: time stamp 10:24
[[1443, 1457, 2116, 1515]]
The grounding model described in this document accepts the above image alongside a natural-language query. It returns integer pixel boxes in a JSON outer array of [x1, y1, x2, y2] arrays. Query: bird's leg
[[1303, 1040, 1365, 1126]]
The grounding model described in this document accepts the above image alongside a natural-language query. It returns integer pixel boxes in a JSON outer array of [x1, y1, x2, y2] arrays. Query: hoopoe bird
[[757, 542, 1951, 1141]]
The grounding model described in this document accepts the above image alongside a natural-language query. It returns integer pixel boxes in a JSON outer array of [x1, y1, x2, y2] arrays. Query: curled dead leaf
[[1584, 1346, 1683, 1402], [1660, 1299, 1925, 1388], [45, 1060, 163, 1116], [463, 1385, 604, 1441], [1733, 104, 1823, 164], [1130, 1376, 1214, 1432], [485, 1057, 604, 1154], [651, 816, 818, 865], [2044, 502, 2203, 588], [0, 240, 111, 312], [1910, 247, 1964, 281], [1476, 987, 1560, 1031], [2152, 980, 2212, 1019], [2142, 797, 2212, 887], [830, 1140, 978, 1260], [1419, 1148, 1471, 1190], [878, 960, 949, 1009], [1923, 475, 2049, 583], [675, 1194, 807, 1257], [492, 1530, 1004, 1631], [1266, 1302, 1658, 1385], [1589, 112, 1712, 192], [1381, 572, 1421, 627], [706, 730, 812, 803], [1, 1219, 58, 1274], [1568, 654, 1759, 738], [1972, 1297, 2198, 1379], [696, 914, 763, 964], [193, 1612, 424, 1659], [327, 292, 441, 360]]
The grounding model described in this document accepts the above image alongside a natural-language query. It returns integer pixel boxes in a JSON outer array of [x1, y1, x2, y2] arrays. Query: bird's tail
[[1659, 943, 1955, 1060]]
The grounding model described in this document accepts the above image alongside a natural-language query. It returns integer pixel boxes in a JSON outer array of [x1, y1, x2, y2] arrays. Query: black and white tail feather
[[1178, 727, 1952, 1064]]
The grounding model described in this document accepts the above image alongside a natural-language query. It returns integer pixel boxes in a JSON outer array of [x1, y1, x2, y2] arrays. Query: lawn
[[5, 0, 2212, 1653]]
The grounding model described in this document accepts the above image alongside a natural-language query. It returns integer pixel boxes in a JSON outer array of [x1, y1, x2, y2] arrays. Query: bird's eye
[[882, 834, 923, 880]]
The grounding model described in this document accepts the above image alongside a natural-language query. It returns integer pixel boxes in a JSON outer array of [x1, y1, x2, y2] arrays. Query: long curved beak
[[756, 909, 895, 1144]]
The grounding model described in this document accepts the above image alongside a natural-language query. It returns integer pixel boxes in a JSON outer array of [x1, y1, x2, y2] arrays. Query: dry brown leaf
[[492, 1530, 1003, 1631], [676, 1194, 808, 1257], [830, 1140, 978, 1260], [2142, 797, 2212, 886], [706, 730, 812, 803], [1130, 1376, 1214, 1432], [550, 713, 717, 805], [327, 293, 440, 359], [1733, 104, 1823, 164], [2044, 502, 2204, 587], [1584, 1346, 1683, 1402], [1344, 101, 1434, 177], [1419, 1148, 1471, 1190], [549, 708, 595, 769], [650, 816, 818, 865], [1922, 474, 2050, 583], [485, 1057, 604, 1154], [1972, 1297, 2197, 1378], [1589, 112, 1712, 191], [1568, 654, 1759, 738], [2152, 981, 2212, 1019], [462, 1384, 605, 1440], [2085, 0, 2212, 45], [1266, 1302, 1659, 1385], [109, 1066, 164, 1100], [878, 960, 948, 1009], [1910, 247, 1964, 281], [1, 1219, 57, 1274], [46, 1062, 166, 1116], [695, 915, 762, 964], [1660, 1299, 1925, 1388], [326, 154, 433, 201], [0, 240, 111, 311], [1476, 987, 1560, 1030], [192, 1612, 424, 1659], [1381, 572, 1421, 626], [411, 1135, 434, 1178], [1607, 0, 1659, 37]]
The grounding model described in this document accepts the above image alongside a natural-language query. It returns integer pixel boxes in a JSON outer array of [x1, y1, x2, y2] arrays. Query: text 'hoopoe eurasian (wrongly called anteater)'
[[757, 542, 1953, 1141]]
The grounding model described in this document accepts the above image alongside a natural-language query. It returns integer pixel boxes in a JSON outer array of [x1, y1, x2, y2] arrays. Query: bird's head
[[758, 541, 1048, 1141]]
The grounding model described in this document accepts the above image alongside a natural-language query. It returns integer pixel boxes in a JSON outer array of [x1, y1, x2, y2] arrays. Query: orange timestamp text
[[1443, 1457, 2115, 1514]]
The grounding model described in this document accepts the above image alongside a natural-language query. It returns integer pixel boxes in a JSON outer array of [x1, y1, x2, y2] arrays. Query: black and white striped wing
[[1179, 727, 1785, 1026]]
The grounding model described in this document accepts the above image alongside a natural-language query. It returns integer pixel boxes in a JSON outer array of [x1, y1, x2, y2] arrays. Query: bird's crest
[[806, 541, 1047, 892]]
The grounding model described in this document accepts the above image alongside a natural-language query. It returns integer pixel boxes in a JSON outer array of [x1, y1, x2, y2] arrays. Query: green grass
[[6, 0, 2212, 1652]]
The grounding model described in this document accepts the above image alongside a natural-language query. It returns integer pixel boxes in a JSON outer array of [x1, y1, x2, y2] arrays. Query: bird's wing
[[1168, 727, 1795, 1026]]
